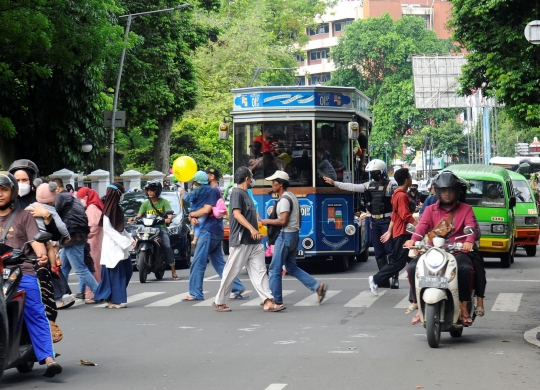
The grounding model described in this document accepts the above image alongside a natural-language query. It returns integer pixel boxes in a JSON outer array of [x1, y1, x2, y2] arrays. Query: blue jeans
[[370, 217, 394, 261], [19, 275, 54, 363], [61, 243, 98, 293], [269, 231, 320, 304], [188, 229, 245, 300]]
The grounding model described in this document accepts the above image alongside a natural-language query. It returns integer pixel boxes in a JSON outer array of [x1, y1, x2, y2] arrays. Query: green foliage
[[450, 0, 540, 127], [493, 109, 540, 157], [330, 14, 455, 157]]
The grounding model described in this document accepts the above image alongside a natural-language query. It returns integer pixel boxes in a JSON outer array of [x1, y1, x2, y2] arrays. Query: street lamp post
[[109, 4, 191, 182], [383, 142, 389, 167]]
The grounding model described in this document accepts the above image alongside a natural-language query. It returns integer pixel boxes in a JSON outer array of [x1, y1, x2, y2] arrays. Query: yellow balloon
[[172, 156, 197, 182]]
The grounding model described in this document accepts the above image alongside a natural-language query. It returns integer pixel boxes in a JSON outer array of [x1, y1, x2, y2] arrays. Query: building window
[[296, 53, 304, 62], [334, 19, 353, 33], [294, 77, 306, 86], [311, 73, 331, 85], [309, 49, 330, 61], [308, 23, 330, 36]]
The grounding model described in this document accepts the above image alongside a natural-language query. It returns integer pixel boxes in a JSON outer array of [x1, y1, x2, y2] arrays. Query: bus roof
[[230, 85, 371, 120], [445, 164, 512, 182]]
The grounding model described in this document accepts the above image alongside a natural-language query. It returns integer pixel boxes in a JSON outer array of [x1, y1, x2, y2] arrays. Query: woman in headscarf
[[76, 187, 104, 299], [94, 183, 134, 308]]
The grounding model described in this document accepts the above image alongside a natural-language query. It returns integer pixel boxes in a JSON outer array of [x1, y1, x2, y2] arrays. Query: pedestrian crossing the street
[[68, 288, 525, 312]]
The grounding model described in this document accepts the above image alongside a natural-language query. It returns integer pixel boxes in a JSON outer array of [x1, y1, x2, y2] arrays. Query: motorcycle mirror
[[406, 223, 416, 234], [125, 209, 136, 216], [33, 232, 53, 243], [463, 226, 474, 235]]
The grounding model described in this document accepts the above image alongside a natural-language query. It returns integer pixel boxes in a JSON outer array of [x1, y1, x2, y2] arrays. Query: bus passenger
[[253, 128, 274, 153], [316, 148, 337, 181]]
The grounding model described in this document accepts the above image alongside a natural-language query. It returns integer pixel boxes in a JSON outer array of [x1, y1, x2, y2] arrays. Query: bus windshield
[[512, 180, 534, 203], [233, 120, 353, 187], [464, 180, 506, 208]]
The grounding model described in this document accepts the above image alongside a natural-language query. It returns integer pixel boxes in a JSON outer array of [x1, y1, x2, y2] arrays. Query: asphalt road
[[2, 248, 540, 390]]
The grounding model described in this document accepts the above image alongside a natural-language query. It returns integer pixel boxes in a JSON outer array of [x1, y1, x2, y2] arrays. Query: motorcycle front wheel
[[138, 252, 149, 283], [425, 303, 441, 348]]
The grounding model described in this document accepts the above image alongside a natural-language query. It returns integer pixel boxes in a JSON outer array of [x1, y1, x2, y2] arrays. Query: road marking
[[193, 290, 253, 306], [524, 325, 540, 347], [94, 292, 165, 307], [293, 290, 340, 306], [328, 351, 358, 354], [204, 275, 220, 281], [242, 290, 294, 306], [146, 292, 190, 307], [491, 293, 523, 312], [264, 384, 287, 390], [394, 294, 411, 309], [274, 340, 296, 345], [344, 290, 386, 307], [399, 271, 408, 280]]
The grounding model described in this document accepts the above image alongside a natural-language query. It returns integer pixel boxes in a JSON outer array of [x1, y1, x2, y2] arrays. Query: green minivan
[[445, 164, 516, 267], [507, 170, 539, 256]]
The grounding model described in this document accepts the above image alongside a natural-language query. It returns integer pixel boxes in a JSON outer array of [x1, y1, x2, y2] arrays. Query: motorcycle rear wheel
[[16, 360, 34, 373], [138, 252, 148, 284], [426, 303, 441, 348]]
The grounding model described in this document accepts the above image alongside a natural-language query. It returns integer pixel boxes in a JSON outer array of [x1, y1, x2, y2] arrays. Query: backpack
[[266, 194, 301, 245]]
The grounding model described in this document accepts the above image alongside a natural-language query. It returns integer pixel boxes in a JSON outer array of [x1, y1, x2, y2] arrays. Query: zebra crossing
[[69, 288, 525, 312]]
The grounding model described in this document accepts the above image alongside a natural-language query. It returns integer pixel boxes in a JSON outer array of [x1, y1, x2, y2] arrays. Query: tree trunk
[[0, 136, 16, 170], [154, 113, 174, 173]]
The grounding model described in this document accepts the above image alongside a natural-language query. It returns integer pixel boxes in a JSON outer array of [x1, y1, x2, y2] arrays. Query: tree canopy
[[450, 0, 540, 127]]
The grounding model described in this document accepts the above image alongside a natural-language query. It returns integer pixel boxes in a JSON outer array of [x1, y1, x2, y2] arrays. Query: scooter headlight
[[425, 249, 445, 269]]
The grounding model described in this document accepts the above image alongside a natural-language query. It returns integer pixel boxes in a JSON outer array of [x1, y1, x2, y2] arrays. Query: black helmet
[[8, 159, 40, 188], [144, 180, 162, 197], [433, 171, 461, 190], [0, 171, 19, 207]]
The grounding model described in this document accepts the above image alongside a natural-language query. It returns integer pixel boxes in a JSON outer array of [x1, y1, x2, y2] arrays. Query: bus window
[[316, 121, 350, 186], [233, 121, 313, 187], [512, 180, 534, 203], [464, 180, 506, 207]]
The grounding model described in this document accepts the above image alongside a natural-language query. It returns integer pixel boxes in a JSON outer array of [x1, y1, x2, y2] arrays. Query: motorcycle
[[168, 211, 192, 269], [407, 224, 476, 348], [0, 232, 52, 379], [132, 211, 174, 283]]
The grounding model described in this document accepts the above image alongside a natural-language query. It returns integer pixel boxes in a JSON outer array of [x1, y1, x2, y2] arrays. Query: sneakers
[[391, 276, 399, 289], [368, 276, 378, 296]]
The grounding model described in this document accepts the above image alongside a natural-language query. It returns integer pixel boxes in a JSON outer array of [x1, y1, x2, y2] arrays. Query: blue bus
[[230, 86, 372, 271]]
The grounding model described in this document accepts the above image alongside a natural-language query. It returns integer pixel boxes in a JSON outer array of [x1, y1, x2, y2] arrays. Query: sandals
[[317, 282, 328, 304], [213, 303, 232, 312], [108, 302, 126, 309], [56, 298, 75, 310], [43, 361, 62, 378], [182, 295, 203, 301], [172, 275, 180, 281], [461, 316, 473, 327], [264, 302, 286, 312], [405, 304, 418, 314], [85, 299, 100, 304], [474, 307, 485, 317], [50, 322, 63, 343]]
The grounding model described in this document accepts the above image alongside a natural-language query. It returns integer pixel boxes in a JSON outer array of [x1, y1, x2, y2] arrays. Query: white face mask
[[18, 183, 31, 197]]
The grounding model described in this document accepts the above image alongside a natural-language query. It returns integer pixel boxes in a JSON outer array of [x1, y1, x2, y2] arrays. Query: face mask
[[371, 172, 381, 181], [18, 183, 31, 197], [119, 193, 125, 202], [410, 188, 417, 193]]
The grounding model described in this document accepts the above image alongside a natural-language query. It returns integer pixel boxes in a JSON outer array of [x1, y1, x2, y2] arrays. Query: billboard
[[412, 55, 467, 109]]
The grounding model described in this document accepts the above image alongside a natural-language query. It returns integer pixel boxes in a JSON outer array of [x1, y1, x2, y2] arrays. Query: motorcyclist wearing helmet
[[0, 172, 62, 377], [129, 180, 179, 280], [8, 159, 41, 209], [408, 179, 420, 210], [404, 171, 477, 327], [323, 159, 398, 288]]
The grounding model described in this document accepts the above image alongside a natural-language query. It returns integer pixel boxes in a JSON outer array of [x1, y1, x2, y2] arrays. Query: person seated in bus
[[478, 183, 505, 206], [332, 156, 345, 181], [253, 128, 274, 153], [272, 142, 292, 170], [316, 148, 337, 182]]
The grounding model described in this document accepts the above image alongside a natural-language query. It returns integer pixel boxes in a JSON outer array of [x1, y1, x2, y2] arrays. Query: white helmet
[[411, 180, 419, 185], [365, 159, 387, 172]]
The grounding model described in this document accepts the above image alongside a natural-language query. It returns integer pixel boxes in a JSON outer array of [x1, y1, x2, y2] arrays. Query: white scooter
[[407, 224, 476, 348]]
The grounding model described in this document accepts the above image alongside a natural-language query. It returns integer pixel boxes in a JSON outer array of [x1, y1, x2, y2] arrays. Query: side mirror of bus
[[348, 122, 359, 139], [509, 196, 516, 209]]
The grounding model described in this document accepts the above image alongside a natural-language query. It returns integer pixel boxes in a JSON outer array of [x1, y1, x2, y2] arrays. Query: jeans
[[370, 217, 394, 261], [188, 229, 245, 300], [269, 231, 320, 304], [60, 243, 98, 293], [159, 229, 175, 266]]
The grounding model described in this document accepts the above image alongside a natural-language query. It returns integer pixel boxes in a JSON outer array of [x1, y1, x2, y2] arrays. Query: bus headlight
[[344, 225, 356, 236], [525, 217, 538, 225], [491, 224, 505, 233]]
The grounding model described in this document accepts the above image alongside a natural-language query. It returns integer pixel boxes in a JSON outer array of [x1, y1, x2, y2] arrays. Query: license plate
[[296, 250, 305, 259], [3, 269, 9, 280], [418, 276, 447, 288]]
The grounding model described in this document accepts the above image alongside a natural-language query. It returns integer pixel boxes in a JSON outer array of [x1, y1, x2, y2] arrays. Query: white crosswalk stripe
[[491, 293, 523, 312], [193, 290, 253, 306], [293, 290, 340, 306], [344, 290, 386, 307], [394, 294, 411, 309], [241, 290, 295, 306], [94, 292, 165, 307]]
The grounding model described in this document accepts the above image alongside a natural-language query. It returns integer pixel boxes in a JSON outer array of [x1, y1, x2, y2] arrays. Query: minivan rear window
[[464, 180, 505, 208]]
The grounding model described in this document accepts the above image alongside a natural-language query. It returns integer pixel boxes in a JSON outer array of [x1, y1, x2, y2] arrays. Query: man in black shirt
[[213, 167, 282, 312]]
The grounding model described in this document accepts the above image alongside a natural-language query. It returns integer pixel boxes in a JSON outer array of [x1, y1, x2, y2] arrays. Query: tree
[[0, 0, 124, 172], [330, 14, 455, 160], [450, 0, 540, 127]]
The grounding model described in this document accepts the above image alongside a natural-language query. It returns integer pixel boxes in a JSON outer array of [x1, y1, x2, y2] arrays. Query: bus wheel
[[332, 256, 349, 272], [525, 245, 537, 257]]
